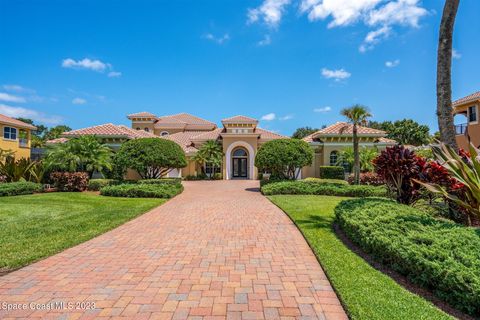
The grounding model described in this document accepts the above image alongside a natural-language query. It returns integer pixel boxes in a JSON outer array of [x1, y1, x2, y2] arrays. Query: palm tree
[[340, 105, 372, 185], [193, 140, 223, 178], [437, 0, 460, 149]]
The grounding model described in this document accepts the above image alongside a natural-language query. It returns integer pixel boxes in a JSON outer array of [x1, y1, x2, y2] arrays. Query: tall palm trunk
[[353, 124, 360, 185], [437, 0, 460, 149]]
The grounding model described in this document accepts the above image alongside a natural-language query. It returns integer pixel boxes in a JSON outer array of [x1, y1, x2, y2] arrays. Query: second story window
[[468, 106, 477, 123], [3, 127, 17, 140]]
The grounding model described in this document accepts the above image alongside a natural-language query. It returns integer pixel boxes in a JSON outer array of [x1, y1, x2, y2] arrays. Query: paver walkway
[[0, 181, 347, 320]]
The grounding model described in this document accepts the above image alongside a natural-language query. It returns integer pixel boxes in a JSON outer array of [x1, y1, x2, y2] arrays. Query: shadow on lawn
[[296, 214, 332, 229]]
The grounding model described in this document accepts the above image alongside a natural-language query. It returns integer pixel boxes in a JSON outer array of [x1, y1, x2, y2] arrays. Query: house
[[50, 112, 396, 180], [452, 91, 480, 149], [0, 114, 36, 159]]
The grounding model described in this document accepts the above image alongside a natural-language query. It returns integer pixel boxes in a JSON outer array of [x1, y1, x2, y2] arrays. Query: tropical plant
[[340, 105, 372, 184], [416, 143, 480, 226], [368, 119, 430, 146], [0, 157, 37, 182], [255, 139, 313, 180], [0, 148, 15, 161], [337, 147, 378, 172], [45, 136, 113, 177], [193, 140, 223, 178], [437, 0, 460, 148], [114, 138, 187, 179], [291, 126, 319, 139]]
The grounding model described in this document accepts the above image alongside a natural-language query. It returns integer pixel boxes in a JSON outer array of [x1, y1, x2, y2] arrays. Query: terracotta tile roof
[[63, 123, 157, 139], [169, 113, 216, 126], [163, 131, 207, 153], [453, 91, 480, 107], [0, 114, 37, 130], [191, 128, 223, 141], [153, 113, 216, 129], [222, 115, 258, 123], [256, 128, 286, 140], [303, 122, 386, 142], [376, 137, 397, 144], [127, 111, 157, 119], [45, 137, 69, 144]]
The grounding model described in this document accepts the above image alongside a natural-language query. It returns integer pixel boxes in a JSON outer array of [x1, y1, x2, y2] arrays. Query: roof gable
[[0, 114, 37, 130], [303, 122, 387, 142], [453, 91, 480, 107]]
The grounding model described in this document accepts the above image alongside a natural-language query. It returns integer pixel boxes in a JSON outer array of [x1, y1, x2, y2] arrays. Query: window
[[3, 127, 17, 140], [233, 148, 247, 157], [160, 131, 169, 136], [136, 127, 141, 130], [144, 128, 149, 132], [205, 162, 221, 174], [329, 151, 338, 166], [468, 106, 477, 123]]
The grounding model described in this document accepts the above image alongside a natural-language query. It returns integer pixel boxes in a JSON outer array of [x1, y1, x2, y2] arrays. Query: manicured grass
[[0, 192, 165, 271], [268, 195, 452, 320]]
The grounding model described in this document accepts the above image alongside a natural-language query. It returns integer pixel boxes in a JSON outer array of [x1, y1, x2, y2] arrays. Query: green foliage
[[87, 179, 118, 191], [184, 174, 208, 180], [347, 172, 384, 186], [45, 136, 113, 177], [100, 183, 183, 198], [319, 166, 345, 180], [43, 125, 72, 141], [337, 147, 378, 172], [335, 197, 480, 316], [414, 147, 434, 160], [50, 172, 89, 192], [193, 140, 223, 177], [303, 177, 348, 185], [0, 181, 42, 196], [0, 148, 15, 161], [369, 119, 430, 146], [261, 180, 386, 197], [115, 138, 187, 179], [15, 118, 71, 147], [138, 178, 182, 185], [291, 126, 319, 139], [255, 139, 313, 180], [0, 157, 37, 182]]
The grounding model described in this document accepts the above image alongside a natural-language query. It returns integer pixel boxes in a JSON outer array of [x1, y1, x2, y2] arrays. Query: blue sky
[[1, 0, 479, 135]]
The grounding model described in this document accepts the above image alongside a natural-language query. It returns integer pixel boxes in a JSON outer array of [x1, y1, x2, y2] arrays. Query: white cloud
[[359, 25, 391, 52], [203, 33, 230, 44], [0, 92, 26, 103], [321, 68, 351, 81], [385, 59, 400, 68], [2, 84, 30, 92], [261, 113, 276, 121], [0, 104, 62, 125], [452, 49, 461, 59], [247, 0, 291, 28], [72, 97, 87, 105], [313, 106, 332, 113], [279, 114, 293, 120], [108, 71, 122, 78], [62, 58, 109, 72], [258, 34, 272, 46], [366, 0, 428, 27]]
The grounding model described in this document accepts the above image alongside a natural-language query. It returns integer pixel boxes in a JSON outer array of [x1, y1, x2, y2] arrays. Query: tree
[[45, 136, 113, 177], [437, 0, 460, 149], [255, 139, 313, 180], [44, 125, 72, 141], [340, 105, 372, 185], [369, 119, 430, 146], [193, 140, 223, 178], [337, 147, 378, 172], [114, 138, 187, 179], [291, 126, 319, 139], [14, 118, 71, 147]]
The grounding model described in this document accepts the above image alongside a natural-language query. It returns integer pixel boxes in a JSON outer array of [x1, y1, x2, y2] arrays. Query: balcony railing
[[455, 123, 468, 135], [19, 138, 29, 148]]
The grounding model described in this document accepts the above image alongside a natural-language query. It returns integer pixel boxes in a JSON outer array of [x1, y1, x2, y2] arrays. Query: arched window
[[160, 131, 169, 136], [136, 127, 141, 130], [329, 151, 338, 166], [144, 128, 149, 132], [233, 148, 247, 157]]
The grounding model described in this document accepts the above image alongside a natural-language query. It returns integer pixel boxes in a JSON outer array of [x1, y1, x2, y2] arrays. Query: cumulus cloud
[[107, 71, 122, 78], [385, 59, 400, 68], [62, 58, 121, 77], [257, 34, 272, 46], [321, 68, 351, 81], [279, 114, 293, 120], [203, 33, 230, 44], [0, 92, 26, 103], [359, 25, 391, 52], [261, 113, 276, 121], [72, 97, 87, 105], [247, 0, 291, 27], [313, 106, 332, 113], [0, 104, 62, 125], [2, 84, 31, 92], [452, 49, 461, 59]]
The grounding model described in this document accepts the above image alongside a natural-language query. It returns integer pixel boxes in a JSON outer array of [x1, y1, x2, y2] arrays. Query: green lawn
[[0, 192, 165, 271], [268, 195, 452, 320]]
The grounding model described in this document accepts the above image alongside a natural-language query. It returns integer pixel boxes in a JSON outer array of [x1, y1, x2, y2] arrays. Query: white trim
[[225, 141, 255, 180]]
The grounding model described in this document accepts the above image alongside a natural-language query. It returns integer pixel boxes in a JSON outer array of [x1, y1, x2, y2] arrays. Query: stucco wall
[[0, 124, 32, 159], [222, 136, 258, 180]]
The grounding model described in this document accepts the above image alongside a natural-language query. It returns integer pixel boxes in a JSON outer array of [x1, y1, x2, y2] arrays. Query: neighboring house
[[301, 122, 396, 178], [0, 113, 36, 159], [452, 91, 480, 150]]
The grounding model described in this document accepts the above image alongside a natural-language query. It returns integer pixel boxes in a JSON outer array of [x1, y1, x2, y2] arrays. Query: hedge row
[[335, 198, 480, 316], [88, 179, 119, 191], [261, 180, 386, 197], [0, 182, 42, 197], [137, 178, 182, 185], [319, 166, 345, 180], [100, 183, 183, 198]]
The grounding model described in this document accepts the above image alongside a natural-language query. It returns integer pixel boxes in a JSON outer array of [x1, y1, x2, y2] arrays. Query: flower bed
[[0, 181, 42, 197], [335, 197, 480, 316], [100, 183, 183, 198]]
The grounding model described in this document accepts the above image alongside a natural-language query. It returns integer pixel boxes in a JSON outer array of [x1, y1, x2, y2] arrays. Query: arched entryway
[[232, 147, 248, 178], [225, 141, 255, 180]]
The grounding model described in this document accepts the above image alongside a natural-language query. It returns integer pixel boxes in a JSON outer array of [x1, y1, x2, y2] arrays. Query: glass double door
[[232, 157, 248, 178]]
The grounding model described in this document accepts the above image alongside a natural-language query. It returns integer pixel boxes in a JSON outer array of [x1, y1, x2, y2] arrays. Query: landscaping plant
[[192, 140, 223, 178], [0, 181, 42, 197], [51, 172, 89, 192], [337, 146, 378, 172], [100, 183, 183, 198], [319, 166, 345, 180], [347, 172, 384, 186], [87, 179, 118, 191]]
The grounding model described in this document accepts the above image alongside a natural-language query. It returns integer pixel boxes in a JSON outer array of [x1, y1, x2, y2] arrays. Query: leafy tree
[[369, 119, 430, 146], [291, 126, 319, 139], [44, 125, 72, 141], [340, 105, 372, 185], [255, 139, 313, 180], [337, 147, 378, 172], [45, 136, 113, 177], [14, 118, 71, 147], [114, 138, 187, 179], [193, 140, 223, 177]]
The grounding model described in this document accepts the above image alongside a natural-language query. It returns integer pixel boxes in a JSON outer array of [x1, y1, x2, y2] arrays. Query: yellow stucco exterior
[[453, 99, 480, 150], [0, 121, 34, 160]]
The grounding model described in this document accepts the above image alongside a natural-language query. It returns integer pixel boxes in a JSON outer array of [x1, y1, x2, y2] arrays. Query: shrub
[[0, 181, 42, 197], [335, 198, 480, 316], [50, 172, 89, 192], [255, 139, 313, 180], [88, 179, 118, 191], [184, 174, 208, 181], [100, 183, 183, 198], [303, 177, 348, 185], [114, 138, 187, 179], [138, 178, 181, 186], [261, 180, 386, 197], [347, 172, 384, 186], [213, 173, 223, 180], [319, 166, 345, 180]]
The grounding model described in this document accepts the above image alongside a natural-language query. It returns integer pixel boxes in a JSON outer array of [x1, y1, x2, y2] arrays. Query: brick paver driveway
[[0, 181, 347, 320]]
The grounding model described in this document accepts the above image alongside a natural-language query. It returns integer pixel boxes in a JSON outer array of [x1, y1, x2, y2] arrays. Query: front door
[[232, 158, 248, 178]]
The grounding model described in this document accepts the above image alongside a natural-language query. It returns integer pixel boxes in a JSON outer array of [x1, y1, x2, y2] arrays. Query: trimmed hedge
[[303, 177, 348, 185], [0, 182, 42, 197], [100, 183, 183, 198], [335, 198, 480, 316], [138, 178, 181, 186], [261, 180, 386, 197], [319, 166, 345, 180], [88, 179, 118, 191]]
